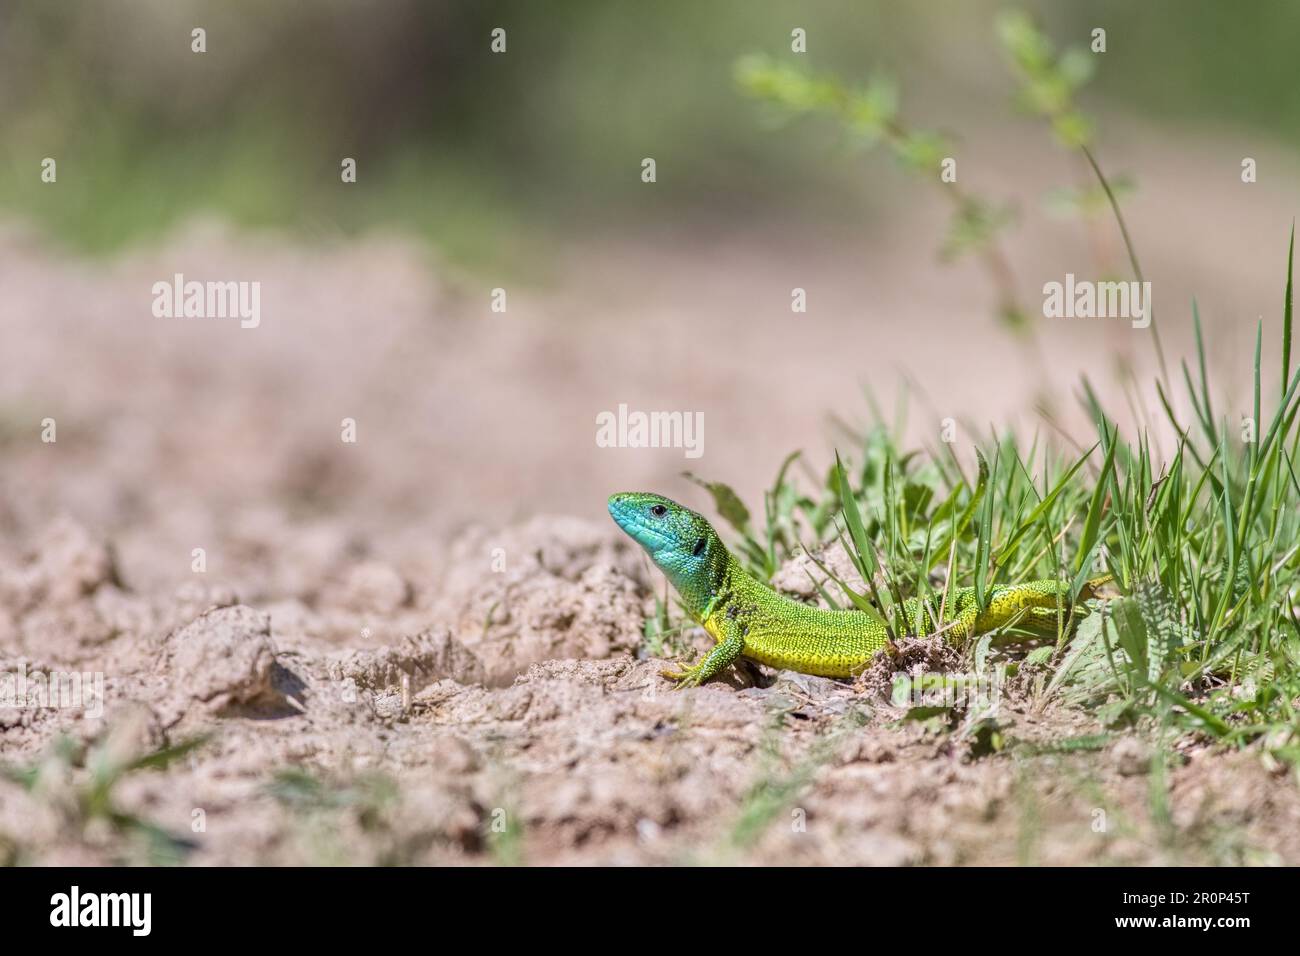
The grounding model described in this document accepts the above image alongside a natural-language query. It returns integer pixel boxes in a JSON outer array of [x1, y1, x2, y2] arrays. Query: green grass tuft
[[682, 232, 1300, 771]]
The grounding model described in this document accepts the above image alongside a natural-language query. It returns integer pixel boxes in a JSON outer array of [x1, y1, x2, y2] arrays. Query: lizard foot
[[672, 668, 707, 689], [660, 660, 706, 689]]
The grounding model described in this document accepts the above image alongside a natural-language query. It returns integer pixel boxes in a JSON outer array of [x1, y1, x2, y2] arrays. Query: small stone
[[1113, 737, 1151, 776], [339, 561, 410, 615]]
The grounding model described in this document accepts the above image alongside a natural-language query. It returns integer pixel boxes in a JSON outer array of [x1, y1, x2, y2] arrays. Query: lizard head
[[607, 492, 723, 586]]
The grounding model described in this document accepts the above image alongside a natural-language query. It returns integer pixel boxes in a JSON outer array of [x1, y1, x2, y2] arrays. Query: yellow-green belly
[[701, 579, 1086, 679], [705, 605, 888, 678]]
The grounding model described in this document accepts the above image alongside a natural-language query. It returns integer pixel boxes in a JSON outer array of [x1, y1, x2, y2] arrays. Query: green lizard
[[609, 492, 1108, 688]]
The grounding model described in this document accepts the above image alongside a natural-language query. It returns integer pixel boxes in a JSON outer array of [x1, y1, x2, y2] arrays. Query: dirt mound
[[426, 516, 647, 685]]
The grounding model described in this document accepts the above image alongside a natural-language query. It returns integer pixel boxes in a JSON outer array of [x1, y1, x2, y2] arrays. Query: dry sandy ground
[[3, 118, 1300, 864], [2, 512, 1299, 866]]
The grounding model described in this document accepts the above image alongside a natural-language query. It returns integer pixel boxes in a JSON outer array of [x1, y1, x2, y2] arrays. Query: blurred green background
[[1, 0, 1295, 271]]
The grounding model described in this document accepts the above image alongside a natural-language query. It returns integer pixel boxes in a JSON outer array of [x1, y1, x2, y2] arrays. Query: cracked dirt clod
[[1, 518, 118, 611], [160, 604, 280, 715], [326, 626, 484, 692], [430, 518, 647, 685], [854, 636, 964, 701], [335, 561, 412, 616], [0, 519, 120, 660]]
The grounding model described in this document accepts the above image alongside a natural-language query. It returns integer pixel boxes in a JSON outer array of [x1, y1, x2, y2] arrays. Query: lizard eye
[[650, 504, 668, 518]]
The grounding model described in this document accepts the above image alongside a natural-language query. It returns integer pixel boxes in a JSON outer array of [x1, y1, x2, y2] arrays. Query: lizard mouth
[[607, 495, 674, 551]]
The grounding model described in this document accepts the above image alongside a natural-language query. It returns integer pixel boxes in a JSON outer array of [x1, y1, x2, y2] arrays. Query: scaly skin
[[608, 492, 1106, 687]]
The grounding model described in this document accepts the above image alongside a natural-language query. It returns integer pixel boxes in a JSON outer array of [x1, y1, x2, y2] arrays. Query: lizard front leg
[[662, 623, 745, 689]]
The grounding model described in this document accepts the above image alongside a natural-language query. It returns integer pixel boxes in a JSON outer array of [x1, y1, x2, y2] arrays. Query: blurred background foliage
[[0, 0, 1296, 272]]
